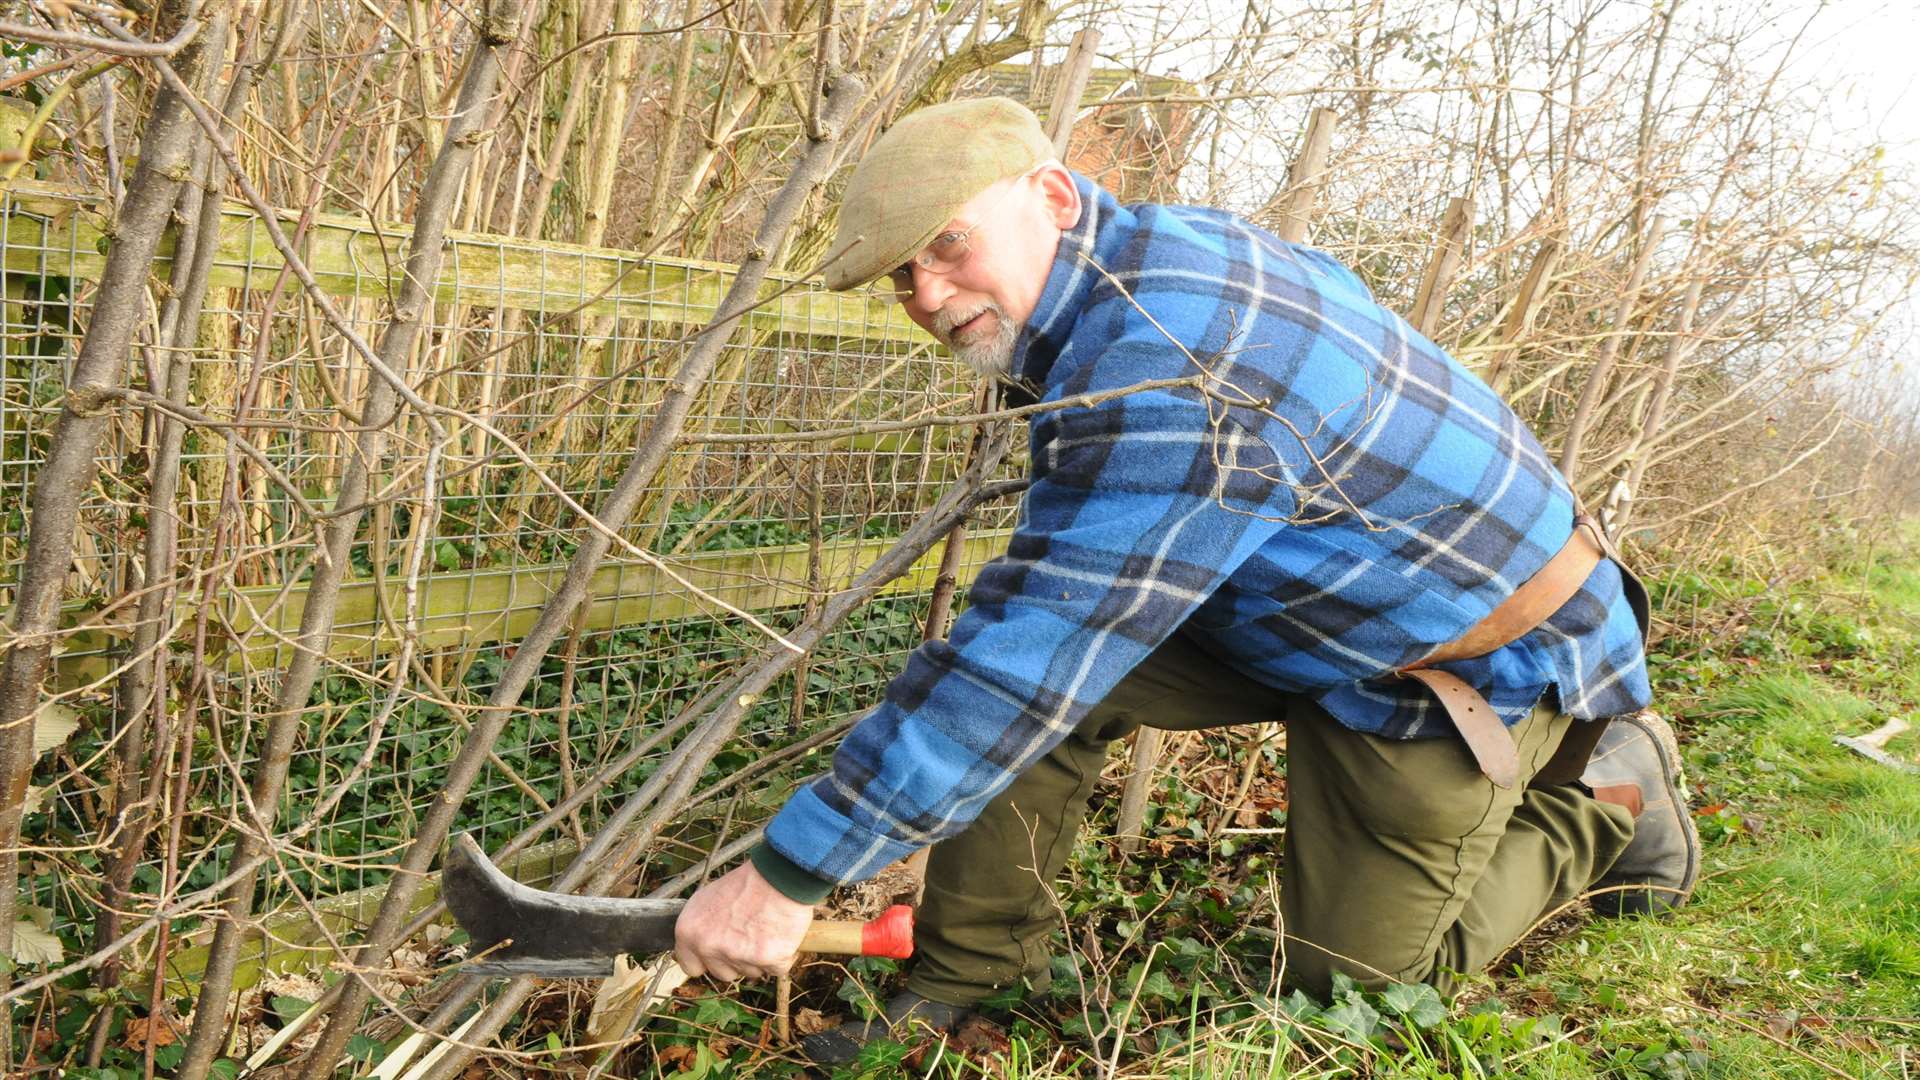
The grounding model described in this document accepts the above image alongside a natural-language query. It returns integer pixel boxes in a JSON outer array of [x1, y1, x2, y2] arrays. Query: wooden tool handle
[[1857, 717, 1911, 750], [798, 904, 914, 959]]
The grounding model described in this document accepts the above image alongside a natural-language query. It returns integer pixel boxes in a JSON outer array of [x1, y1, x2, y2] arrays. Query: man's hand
[[674, 861, 816, 981]]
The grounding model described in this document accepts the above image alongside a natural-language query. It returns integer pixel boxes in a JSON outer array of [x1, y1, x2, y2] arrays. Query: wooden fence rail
[[50, 530, 1012, 687], [1, 182, 918, 341]]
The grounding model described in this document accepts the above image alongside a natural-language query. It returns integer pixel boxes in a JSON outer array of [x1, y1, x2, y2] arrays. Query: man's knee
[[1280, 925, 1439, 999]]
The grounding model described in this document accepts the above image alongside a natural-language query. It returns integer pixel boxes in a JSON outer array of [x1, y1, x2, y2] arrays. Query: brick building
[[966, 63, 1199, 204]]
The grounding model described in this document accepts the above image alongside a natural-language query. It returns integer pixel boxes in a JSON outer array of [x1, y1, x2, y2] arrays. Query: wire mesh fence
[[2, 181, 1018, 971]]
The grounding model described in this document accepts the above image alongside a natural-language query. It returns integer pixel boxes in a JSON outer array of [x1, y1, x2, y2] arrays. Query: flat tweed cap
[[825, 96, 1054, 291]]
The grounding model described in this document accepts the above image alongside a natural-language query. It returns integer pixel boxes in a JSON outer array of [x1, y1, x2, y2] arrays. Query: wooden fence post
[[1115, 727, 1164, 855], [1274, 107, 1336, 245], [1044, 27, 1100, 153], [1409, 194, 1475, 338], [1480, 231, 1562, 394]]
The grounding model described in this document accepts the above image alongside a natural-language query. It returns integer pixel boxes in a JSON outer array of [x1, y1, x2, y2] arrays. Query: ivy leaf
[[271, 995, 313, 1024], [1278, 989, 1322, 1023], [34, 701, 80, 758], [1382, 982, 1446, 1027], [691, 994, 752, 1031], [1319, 998, 1380, 1043], [850, 1037, 913, 1073], [836, 976, 882, 1020], [1134, 969, 1181, 1003], [1408, 995, 1449, 1029], [8, 919, 63, 965]]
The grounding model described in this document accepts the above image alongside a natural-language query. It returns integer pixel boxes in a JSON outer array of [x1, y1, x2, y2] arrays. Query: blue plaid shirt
[[759, 174, 1650, 889]]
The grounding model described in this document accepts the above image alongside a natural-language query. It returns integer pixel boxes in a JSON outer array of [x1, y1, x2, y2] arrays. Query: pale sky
[[1788, 0, 1920, 171], [1788, 0, 1920, 382], [1064, 0, 1920, 377]]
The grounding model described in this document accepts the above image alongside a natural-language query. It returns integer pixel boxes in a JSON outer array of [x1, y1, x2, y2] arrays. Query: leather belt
[[1396, 514, 1611, 789]]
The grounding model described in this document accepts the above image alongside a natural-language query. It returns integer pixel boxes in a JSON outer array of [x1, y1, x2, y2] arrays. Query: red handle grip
[[860, 904, 915, 959]]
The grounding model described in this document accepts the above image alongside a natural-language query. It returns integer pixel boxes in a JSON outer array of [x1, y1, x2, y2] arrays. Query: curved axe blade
[[443, 833, 684, 976]]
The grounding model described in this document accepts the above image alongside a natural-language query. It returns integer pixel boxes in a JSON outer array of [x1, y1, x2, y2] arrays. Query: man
[[674, 97, 1699, 1061]]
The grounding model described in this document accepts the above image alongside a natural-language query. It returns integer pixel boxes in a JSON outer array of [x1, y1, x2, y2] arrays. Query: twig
[[1672, 996, 1865, 1080], [682, 375, 1205, 444], [0, 9, 204, 57], [87, 19, 254, 1061], [0, 51, 94, 94]]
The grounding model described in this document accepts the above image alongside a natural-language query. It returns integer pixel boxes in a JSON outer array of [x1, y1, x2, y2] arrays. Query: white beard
[[934, 301, 1018, 379]]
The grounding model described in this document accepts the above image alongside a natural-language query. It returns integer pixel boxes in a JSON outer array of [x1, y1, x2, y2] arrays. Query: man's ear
[[1034, 162, 1082, 229]]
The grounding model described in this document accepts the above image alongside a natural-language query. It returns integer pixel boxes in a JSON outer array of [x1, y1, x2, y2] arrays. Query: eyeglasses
[[879, 167, 1041, 304]]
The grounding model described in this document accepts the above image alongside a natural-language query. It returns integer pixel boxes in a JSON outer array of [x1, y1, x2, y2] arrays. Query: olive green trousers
[[906, 631, 1636, 1005]]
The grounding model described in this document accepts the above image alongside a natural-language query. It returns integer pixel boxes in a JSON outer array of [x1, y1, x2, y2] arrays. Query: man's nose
[[905, 264, 956, 314]]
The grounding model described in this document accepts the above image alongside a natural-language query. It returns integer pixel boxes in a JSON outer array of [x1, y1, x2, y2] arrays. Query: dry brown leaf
[[1832, 1032, 1884, 1055], [903, 1016, 1012, 1071], [258, 972, 325, 1002], [792, 1007, 837, 1036], [33, 702, 80, 758], [657, 1043, 698, 1070], [951, 1016, 1010, 1057], [587, 954, 688, 1042], [379, 946, 433, 994], [123, 1012, 182, 1050]]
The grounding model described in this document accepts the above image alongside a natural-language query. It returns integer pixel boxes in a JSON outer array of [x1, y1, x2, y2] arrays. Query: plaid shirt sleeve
[[761, 325, 1294, 886]]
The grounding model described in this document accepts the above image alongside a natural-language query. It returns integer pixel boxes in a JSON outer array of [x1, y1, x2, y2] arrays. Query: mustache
[[932, 301, 1003, 341]]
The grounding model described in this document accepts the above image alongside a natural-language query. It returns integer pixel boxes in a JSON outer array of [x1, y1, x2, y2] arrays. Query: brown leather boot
[[1582, 710, 1700, 916]]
